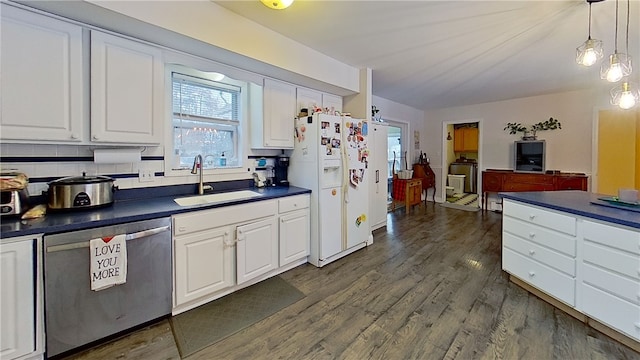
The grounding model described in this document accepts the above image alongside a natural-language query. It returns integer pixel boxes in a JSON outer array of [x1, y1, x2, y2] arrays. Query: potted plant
[[504, 117, 561, 140]]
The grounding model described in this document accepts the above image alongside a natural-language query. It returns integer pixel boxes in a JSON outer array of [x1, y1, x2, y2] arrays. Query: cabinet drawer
[[503, 200, 576, 236], [174, 200, 277, 235], [583, 220, 640, 255], [503, 182, 554, 192], [582, 283, 640, 341], [278, 195, 309, 213], [503, 216, 576, 256], [503, 248, 575, 306], [583, 263, 640, 305], [583, 241, 640, 281], [503, 232, 575, 276], [505, 173, 554, 185]]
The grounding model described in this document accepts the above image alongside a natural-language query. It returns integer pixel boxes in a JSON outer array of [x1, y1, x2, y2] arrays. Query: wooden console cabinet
[[482, 170, 588, 210], [412, 163, 436, 202]]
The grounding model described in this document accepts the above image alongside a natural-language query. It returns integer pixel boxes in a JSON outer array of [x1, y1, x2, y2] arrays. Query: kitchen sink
[[174, 190, 263, 206]]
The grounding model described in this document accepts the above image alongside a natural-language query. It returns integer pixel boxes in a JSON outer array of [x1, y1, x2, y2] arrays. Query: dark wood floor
[[63, 203, 640, 360]]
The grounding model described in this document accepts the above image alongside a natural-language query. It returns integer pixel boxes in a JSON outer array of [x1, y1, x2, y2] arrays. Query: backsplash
[[0, 143, 280, 197], [0, 143, 165, 196]]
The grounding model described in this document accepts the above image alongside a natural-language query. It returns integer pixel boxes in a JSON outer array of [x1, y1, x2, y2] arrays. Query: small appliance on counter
[[0, 170, 30, 217], [48, 172, 117, 210], [274, 152, 290, 187]]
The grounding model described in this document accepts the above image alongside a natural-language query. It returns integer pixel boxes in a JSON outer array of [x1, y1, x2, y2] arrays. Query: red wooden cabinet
[[481, 170, 588, 210]]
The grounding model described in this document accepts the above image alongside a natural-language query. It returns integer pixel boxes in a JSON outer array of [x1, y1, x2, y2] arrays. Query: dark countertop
[[0, 186, 311, 239], [499, 191, 640, 229]]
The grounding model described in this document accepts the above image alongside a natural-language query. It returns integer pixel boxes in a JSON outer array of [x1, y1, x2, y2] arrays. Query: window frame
[[164, 63, 250, 177]]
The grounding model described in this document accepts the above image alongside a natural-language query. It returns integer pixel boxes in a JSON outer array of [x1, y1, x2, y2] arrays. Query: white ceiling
[[214, 0, 640, 111]]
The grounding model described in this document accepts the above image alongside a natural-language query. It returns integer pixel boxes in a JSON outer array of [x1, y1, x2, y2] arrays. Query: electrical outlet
[[138, 169, 155, 182]]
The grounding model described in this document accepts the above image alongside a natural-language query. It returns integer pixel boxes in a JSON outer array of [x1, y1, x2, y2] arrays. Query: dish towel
[[90, 234, 128, 291]]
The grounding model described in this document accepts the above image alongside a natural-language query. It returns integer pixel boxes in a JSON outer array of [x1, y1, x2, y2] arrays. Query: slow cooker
[[48, 173, 116, 210]]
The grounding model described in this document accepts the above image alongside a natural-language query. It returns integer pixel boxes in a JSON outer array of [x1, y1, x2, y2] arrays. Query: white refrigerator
[[289, 113, 373, 267]]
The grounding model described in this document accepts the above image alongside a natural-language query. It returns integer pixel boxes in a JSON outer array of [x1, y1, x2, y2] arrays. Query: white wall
[[372, 95, 425, 165], [423, 88, 598, 201]]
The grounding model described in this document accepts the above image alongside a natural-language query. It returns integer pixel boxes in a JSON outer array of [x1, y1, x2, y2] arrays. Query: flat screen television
[[514, 140, 545, 173]]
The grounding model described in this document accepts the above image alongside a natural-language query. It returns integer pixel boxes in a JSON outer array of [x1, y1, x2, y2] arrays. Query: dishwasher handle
[[46, 225, 170, 253]]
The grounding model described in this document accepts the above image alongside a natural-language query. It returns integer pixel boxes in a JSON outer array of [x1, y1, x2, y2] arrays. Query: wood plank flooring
[[62, 203, 640, 360]]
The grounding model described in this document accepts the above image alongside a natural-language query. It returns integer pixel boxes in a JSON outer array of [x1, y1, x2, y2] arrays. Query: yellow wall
[[597, 109, 640, 195]]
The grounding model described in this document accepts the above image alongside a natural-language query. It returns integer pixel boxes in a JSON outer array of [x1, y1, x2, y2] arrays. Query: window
[[171, 72, 243, 170]]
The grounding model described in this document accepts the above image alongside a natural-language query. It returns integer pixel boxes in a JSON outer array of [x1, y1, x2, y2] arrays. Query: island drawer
[[582, 220, 640, 255], [278, 195, 309, 213], [582, 263, 640, 305], [582, 283, 640, 341], [503, 216, 576, 256], [503, 200, 576, 236], [503, 247, 575, 306], [583, 241, 640, 281], [503, 232, 575, 276]]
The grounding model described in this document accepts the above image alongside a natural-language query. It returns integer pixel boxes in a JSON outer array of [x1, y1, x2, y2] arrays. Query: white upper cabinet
[[0, 4, 84, 142], [90, 31, 164, 144], [252, 78, 296, 149], [322, 93, 343, 114], [296, 87, 322, 113]]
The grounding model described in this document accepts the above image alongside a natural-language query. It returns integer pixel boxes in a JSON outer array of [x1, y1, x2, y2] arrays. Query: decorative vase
[[522, 130, 537, 141]]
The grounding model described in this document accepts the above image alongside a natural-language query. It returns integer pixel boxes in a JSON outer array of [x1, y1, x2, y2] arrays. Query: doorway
[[386, 121, 407, 201], [441, 119, 482, 206]]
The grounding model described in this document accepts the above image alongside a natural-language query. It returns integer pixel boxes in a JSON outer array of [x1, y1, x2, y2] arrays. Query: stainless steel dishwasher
[[43, 217, 172, 358]]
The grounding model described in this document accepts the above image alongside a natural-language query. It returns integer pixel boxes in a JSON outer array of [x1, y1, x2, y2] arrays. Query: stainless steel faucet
[[191, 155, 212, 195]]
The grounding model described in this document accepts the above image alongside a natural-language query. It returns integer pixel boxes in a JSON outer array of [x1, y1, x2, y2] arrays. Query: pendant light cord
[[625, 0, 629, 55], [588, 2, 593, 39], [614, 0, 619, 52]]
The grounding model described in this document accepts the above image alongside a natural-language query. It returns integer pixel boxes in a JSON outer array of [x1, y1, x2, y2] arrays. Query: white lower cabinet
[[174, 226, 234, 307], [236, 217, 278, 285], [0, 235, 44, 360], [278, 195, 310, 266]]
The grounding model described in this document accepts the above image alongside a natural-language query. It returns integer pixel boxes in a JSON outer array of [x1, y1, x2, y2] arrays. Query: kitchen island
[[500, 190, 640, 352]]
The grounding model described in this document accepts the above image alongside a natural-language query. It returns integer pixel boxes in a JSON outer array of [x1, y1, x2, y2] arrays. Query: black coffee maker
[[274, 153, 290, 187]]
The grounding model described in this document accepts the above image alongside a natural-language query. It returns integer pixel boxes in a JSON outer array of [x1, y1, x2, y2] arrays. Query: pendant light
[[600, 0, 632, 82], [260, 0, 293, 10], [610, 0, 638, 109], [611, 81, 639, 109], [576, 1, 604, 67]]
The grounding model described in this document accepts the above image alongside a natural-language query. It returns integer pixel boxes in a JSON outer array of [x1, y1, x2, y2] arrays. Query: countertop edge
[[499, 191, 640, 230], [1, 187, 311, 239]]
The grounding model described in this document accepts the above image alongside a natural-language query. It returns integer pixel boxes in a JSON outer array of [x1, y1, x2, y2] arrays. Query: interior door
[[596, 109, 640, 195]]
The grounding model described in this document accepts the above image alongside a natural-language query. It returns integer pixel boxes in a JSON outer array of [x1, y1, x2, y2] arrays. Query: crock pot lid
[[51, 174, 113, 184]]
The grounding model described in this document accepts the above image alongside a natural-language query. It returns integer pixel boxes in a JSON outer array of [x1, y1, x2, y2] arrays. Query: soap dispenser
[[219, 152, 226, 166]]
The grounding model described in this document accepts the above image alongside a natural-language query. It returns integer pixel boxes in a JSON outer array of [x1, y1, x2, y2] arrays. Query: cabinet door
[[1, 5, 84, 142], [91, 31, 163, 144], [463, 127, 479, 151], [296, 87, 322, 114], [0, 238, 35, 359], [236, 217, 278, 284], [261, 78, 295, 148], [280, 209, 310, 266], [322, 94, 343, 113], [453, 128, 465, 152], [174, 227, 234, 307], [370, 123, 389, 230]]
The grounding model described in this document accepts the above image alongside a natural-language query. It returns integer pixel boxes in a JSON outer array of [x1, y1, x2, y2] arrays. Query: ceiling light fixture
[[260, 0, 293, 10], [576, 0, 604, 67], [601, 0, 632, 82], [610, 0, 637, 109]]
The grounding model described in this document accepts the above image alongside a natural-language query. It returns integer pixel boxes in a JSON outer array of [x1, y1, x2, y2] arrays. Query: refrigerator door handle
[[376, 169, 379, 183]]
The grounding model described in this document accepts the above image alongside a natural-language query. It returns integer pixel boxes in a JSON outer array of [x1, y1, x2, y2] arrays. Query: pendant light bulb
[[601, 53, 631, 82], [260, 0, 293, 10], [610, 81, 639, 110], [576, 39, 603, 66]]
